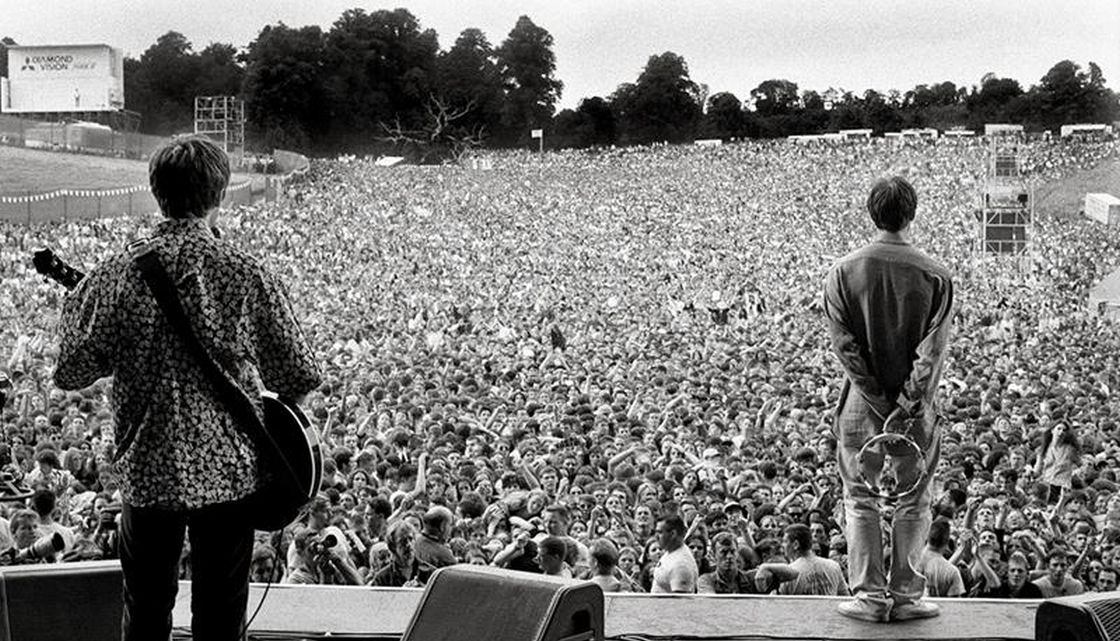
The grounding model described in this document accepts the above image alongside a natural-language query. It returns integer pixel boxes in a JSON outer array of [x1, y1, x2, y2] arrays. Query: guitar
[[33, 247, 323, 530]]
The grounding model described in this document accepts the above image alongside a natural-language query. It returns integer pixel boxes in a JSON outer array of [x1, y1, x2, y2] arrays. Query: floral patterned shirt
[[54, 217, 321, 510]]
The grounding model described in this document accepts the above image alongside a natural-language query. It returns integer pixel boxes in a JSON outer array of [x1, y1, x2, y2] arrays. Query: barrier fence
[[0, 114, 168, 159], [0, 180, 255, 225]]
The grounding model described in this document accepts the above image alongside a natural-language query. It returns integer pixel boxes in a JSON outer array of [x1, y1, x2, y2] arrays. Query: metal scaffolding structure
[[193, 96, 244, 160]]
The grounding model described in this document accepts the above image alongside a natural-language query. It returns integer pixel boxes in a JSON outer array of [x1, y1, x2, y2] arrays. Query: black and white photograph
[[0, 1, 1119, 640]]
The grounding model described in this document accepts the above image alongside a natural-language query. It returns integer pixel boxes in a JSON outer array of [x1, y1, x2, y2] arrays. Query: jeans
[[120, 500, 254, 641], [835, 396, 941, 611]]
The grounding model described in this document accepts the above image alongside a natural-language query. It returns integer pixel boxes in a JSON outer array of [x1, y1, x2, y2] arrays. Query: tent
[[1089, 268, 1120, 319]]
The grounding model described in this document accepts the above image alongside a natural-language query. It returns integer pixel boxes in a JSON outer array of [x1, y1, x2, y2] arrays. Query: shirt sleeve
[[251, 271, 322, 398], [54, 271, 114, 390], [822, 264, 892, 418], [895, 274, 955, 417]]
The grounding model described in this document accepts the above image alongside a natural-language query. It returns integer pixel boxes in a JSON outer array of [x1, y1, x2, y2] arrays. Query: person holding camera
[[3, 509, 65, 564], [285, 526, 363, 585]]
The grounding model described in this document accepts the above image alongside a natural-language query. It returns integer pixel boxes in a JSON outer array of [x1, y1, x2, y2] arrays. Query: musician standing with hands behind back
[[54, 136, 322, 641], [823, 176, 954, 623]]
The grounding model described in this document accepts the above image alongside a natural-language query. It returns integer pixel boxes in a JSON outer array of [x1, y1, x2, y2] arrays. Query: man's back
[[918, 549, 965, 597], [779, 555, 850, 596], [825, 239, 952, 399], [55, 217, 321, 510]]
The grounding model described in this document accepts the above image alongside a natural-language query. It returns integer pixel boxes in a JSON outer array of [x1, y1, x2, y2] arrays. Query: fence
[[0, 179, 255, 225], [0, 114, 167, 159]]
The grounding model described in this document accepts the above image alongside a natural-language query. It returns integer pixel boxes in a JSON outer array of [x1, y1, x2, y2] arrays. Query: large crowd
[[2, 134, 1120, 599]]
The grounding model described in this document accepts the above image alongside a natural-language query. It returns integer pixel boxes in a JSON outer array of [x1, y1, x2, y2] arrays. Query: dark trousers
[[120, 500, 254, 641]]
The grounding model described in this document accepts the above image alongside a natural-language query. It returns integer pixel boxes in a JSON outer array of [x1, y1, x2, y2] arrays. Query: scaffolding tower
[[194, 96, 245, 161], [977, 137, 1034, 258]]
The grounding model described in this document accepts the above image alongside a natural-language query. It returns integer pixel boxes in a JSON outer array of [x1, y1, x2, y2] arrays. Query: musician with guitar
[[51, 136, 322, 641]]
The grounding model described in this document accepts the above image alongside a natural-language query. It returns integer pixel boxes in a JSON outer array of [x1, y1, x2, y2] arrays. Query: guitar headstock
[[32, 248, 85, 290]]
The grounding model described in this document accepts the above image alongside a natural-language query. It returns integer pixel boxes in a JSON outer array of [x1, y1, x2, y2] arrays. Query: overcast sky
[[5, 0, 1119, 109]]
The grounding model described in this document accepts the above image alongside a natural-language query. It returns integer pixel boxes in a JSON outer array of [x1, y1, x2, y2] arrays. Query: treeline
[[110, 9, 562, 157], [2, 9, 1117, 155], [553, 53, 1119, 148]]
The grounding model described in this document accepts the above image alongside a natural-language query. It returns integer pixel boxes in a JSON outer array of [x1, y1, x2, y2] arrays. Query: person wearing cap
[[823, 176, 955, 622]]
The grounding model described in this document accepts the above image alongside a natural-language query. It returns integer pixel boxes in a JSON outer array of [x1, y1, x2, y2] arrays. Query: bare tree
[[378, 95, 486, 163]]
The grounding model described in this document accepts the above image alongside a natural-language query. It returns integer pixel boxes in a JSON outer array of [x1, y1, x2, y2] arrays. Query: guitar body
[[252, 392, 323, 530], [35, 247, 322, 530]]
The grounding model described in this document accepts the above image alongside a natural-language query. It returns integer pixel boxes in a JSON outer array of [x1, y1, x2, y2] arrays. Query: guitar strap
[[129, 245, 301, 490]]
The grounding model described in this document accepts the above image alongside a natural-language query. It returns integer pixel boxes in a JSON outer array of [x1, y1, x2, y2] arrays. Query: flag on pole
[[531, 129, 543, 139]]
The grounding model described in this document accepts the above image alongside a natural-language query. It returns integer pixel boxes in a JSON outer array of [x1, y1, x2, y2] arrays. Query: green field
[[0, 145, 153, 194], [1035, 157, 1120, 220], [0, 145, 253, 195]]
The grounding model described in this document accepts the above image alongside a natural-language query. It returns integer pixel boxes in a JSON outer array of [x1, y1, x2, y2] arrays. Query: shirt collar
[[155, 217, 214, 236]]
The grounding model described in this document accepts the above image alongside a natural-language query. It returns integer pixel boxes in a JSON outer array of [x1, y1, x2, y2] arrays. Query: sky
[[4, 0, 1119, 110]]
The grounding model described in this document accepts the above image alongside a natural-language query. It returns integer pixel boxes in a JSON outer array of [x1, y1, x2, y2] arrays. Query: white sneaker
[[890, 601, 940, 621], [837, 599, 891, 623]]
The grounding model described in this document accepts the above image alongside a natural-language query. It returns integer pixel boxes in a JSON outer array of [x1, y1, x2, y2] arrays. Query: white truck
[[1084, 193, 1120, 226]]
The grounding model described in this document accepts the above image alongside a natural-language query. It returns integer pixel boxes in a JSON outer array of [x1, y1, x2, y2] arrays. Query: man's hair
[[659, 514, 687, 537], [35, 449, 59, 467], [422, 505, 454, 534], [784, 523, 812, 554], [867, 176, 917, 232], [149, 135, 230, 219], [1007, 551, 1030, 568], [544, 503, 570, 523], [386, 519, 417, 550], [927, 518, 952, 548], [711, 531, 738, 549], [30, 488, 56, 518], [1046, 547, 1071, 564], [539, 535, 568, 559], [590, 538, 619, 570]]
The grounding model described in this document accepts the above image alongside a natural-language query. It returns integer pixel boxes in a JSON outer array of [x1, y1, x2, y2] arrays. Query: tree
[[128, 31, 201, 135], [613, 51, 701, 144], [965, 74, 1024, 128], [321, 8, 439, 150], [701, 92, 746, 139], [495, 16, 563, 146], [435, 28, 504, 142], [195, 43, 244, 98], [750, 79, 799, 117], [0, 37, 16, 79], [242, 23, 326, 151], [552, 96, 616, 148]]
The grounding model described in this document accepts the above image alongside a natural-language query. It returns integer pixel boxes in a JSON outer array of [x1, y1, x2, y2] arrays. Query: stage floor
[[172, 582, 1040, 640]]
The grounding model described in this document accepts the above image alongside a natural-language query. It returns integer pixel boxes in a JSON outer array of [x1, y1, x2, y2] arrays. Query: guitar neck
[[32, 249, 85, 290]]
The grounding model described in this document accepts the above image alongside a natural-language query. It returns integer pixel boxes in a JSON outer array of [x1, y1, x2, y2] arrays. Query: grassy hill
[[1035, 157, 1120, 221], [0, 145, 253, 195], [0, 145, 153, 194]]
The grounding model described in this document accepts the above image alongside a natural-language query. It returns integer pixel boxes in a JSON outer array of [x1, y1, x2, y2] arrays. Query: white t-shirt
[[779, 555, 850, 596], [918, 549, 965, 597], [651, 545, 698, 593]]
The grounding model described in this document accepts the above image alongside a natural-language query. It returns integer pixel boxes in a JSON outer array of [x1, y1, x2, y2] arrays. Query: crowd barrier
[[0, 114, 167, 159], [0, 179, 254, 225], [265, 149, 312, 201]]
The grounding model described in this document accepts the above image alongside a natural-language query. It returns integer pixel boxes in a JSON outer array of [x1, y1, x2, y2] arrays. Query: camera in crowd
[[309, 533, 338, 562], [7, 532, 65, 563]]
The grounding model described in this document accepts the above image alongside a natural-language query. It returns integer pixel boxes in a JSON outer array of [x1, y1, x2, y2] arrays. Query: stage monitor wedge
[[0, 560, 123, 641], [402, 565, 604, 641], [1037, 591, 1120, 641]]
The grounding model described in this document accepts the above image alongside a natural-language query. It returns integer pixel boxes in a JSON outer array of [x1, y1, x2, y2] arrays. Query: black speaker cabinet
[[0, 560, 122, 641], [1037, 591, 1120, 641], [402, 565, 604, 641]]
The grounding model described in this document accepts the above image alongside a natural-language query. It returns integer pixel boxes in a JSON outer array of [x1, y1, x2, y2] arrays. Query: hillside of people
[[2, 136, 1120, 597]]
